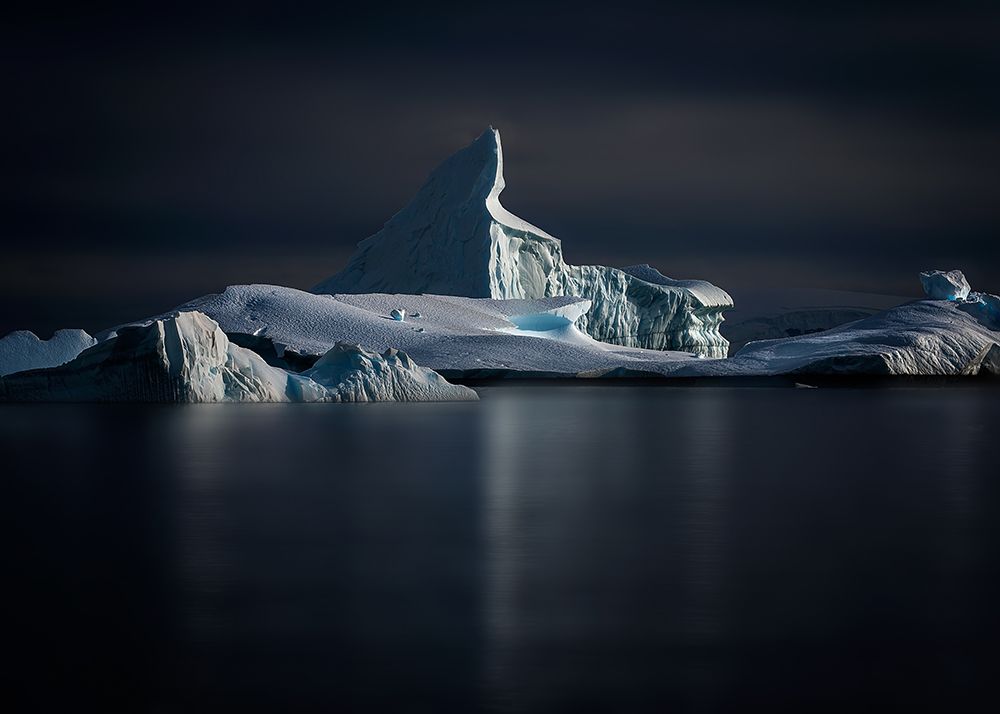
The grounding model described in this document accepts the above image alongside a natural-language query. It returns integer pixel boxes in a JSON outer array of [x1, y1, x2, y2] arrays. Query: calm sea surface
[[3, 385, 999, 712]]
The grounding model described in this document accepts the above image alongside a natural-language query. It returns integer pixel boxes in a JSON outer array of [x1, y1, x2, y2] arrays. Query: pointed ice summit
[[315, 128, 733, 357]]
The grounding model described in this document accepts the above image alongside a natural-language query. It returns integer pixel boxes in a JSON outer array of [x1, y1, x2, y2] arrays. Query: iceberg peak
[[315, 127, 733, 356]]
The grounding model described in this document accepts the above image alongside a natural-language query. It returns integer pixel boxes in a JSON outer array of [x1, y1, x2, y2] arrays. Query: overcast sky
[[3, 1, 999, 334]]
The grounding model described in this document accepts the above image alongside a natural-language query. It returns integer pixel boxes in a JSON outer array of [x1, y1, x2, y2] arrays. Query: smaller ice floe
[[678, 299, 1000, 377], [304, 343, 476, 402], [920, 269, 971, 301], [390, 308, 406, 321], [0, 311, 476, 403], [0, 329, 97, 376]]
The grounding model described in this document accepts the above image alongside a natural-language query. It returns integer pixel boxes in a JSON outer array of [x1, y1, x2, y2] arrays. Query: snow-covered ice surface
[[101, 280, 1000, 380], [676, 299, 1000, 378], [314, 128, 733, 357], [0, 311, 477, 403], [0, 329, 96, 376], [106, 285, 699, 379]]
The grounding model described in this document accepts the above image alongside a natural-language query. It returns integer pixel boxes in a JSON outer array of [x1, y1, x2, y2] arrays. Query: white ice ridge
[[0, 311, 477, 403], [314, 127, 733, 357], [0, 329, 96, 376]]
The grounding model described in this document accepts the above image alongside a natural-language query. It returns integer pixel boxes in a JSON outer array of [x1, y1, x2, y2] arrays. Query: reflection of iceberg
[[478, 387, 732, 709], [315, 128, 733, 357]]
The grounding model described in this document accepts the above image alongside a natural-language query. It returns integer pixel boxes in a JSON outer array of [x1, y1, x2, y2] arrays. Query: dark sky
[[3, 1, 999, 335]]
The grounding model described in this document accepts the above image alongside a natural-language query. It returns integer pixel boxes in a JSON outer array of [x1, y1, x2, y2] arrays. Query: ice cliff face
[[0, 329, 96, 376], [0, 311, 476, 403], [314, 128, 732, 357]]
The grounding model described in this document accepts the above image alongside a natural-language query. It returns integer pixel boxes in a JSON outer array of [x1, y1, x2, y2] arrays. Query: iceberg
[[106, 285, 698, 379], [0, 311, 477, 403], [676, 299, 1000, 377], [919, 269, 971, 301], [0, 329, 96, 376], [104, 276, 1000, 381], [314, 128, 733, 357]]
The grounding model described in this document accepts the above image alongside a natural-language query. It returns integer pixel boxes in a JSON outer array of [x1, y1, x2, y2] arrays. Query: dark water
[[3, 385, 999, 713]]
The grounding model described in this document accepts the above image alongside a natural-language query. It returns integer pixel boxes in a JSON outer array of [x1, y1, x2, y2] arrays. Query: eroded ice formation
[[919, 269, 971, 301], [314, 128, 732, 357], [0, 311, 476, 403]]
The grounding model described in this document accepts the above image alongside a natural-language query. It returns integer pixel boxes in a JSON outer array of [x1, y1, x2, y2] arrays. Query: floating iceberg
[[677, 298, 1000, 377], [919, 269, 971, 301], [0, 311, 477, 403], [102, 278, 1000, 381], [0, 329, 96, 376], [314, 128, 733, 357]]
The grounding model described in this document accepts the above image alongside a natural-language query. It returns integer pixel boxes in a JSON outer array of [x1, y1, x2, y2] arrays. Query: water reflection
[[2, 386, 999, 712]]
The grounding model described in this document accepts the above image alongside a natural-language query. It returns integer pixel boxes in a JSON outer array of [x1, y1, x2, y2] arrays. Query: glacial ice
[[0, 329, 97, 376], [103, 277, 1000, 380], [920, 269, 971, 301], [314, 128, 733, 357], [675, 298, 1000, 377], [958, 292, 1000, 330], [0, 311, 477, 403], [108, 285, 697, 379]]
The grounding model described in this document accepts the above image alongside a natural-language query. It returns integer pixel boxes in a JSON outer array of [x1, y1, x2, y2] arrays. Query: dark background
[[3, 1, 999, 336]]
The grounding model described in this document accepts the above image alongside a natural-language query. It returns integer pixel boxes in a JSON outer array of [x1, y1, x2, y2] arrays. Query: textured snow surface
[[104, 284, 1000, 379], [674, 300, 1000, 377], [314, 128, 732, 357], [0, 311, 476, 402], [110, 285, 699, 378], [0, 329, 96, 376], [920, 269, 971, 300]]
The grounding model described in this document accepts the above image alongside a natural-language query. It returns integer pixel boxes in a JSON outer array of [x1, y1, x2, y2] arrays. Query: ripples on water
[[3, 385, 999, 712]]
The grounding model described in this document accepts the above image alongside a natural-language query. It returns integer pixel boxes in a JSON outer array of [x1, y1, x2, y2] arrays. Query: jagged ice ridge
[[314, 128, 733, 357]]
